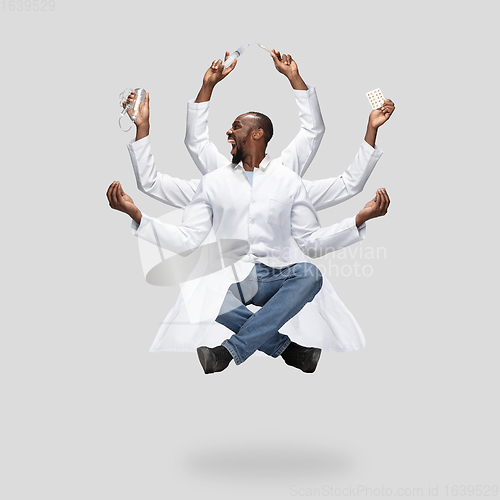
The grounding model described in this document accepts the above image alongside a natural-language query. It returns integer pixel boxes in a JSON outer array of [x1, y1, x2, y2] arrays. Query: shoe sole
[[197, 347, 215, 374], [302, 348, 321, 373]]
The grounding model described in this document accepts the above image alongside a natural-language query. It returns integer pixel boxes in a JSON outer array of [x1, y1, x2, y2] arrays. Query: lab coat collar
[[233, 154, 271, 171]]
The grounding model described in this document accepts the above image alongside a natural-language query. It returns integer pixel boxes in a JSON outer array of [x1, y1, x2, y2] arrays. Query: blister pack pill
[[366, 88, 385, 110]]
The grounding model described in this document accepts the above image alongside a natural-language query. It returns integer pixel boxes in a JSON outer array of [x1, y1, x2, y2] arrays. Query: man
[[118, 50, 395, 372], [108, 56, 391, 373]]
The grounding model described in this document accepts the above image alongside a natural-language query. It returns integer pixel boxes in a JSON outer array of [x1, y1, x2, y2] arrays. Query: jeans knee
[[298, 263, 323, 293]]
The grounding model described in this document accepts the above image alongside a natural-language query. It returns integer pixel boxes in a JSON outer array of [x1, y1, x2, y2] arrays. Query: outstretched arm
[[107, 180, 213, 256], [291, 180, 390, 258], [270, 49, 326, 177]]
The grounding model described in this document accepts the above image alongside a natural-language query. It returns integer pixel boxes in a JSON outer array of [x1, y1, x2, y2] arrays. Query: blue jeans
[[215, 262, 323, 365]]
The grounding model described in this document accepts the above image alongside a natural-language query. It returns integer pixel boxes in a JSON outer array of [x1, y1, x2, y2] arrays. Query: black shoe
[[281, 341, 321, 373], [196, 345, 233, 374]]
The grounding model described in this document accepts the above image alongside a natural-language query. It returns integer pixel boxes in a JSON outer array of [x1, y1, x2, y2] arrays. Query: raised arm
[[185, 54, 237, 174], [270, 50, 325, 177], [301, 98, 396, 210], [107, 179, 213, 257], [123, 92, 201, 208]]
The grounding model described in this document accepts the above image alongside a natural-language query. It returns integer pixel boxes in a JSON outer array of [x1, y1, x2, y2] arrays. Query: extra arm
[[290, 180, 390, 258], [130, 177, 214, 256], [127, 136, 200, 209], [279, 84, 326, 177], [301, 140, 383, 211], [184, 100, 230, 174]]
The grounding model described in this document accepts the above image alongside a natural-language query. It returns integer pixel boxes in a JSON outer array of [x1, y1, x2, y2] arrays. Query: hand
[[107, 181, 142, 224], [356, 188, 390, 227], [202, 52, 237, 88], [123, 91, 150, 128], [270, 49, 299, 78], [270, 49, 307, 90], [368, 99, 395, 129]]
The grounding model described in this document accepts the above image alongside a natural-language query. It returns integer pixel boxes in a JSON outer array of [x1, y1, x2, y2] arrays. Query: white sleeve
[[280, 84, 326, 177], [290, 180, 366, 258], [127, 135, 200, 209], [302, 141, 384, 211], [184, 99, 230, 174], [131, 177, 213, 256]]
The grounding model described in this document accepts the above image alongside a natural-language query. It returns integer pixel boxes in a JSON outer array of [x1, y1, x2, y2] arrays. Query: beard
[[230, 135, 247, 165], [231, 146, 243, 165]]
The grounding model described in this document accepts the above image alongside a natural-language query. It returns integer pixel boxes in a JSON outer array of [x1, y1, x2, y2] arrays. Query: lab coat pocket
[[267, 197, 292, 227]]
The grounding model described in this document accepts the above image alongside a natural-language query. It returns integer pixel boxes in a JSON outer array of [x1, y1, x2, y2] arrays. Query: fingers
[[106, 182, 115, 205], [376, 188, 390, 215], [216, 59, 223, 70], [107, 181, 119, 209], [224, 58, 237, 72], [107, 181, 126, 210], [210, 59, 223, 70], [271, 49, 293, 65], [380, 98, 395, 116]]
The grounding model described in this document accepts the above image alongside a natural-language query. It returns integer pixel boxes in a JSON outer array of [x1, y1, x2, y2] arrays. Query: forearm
[[355, 212, 366, 228], [195, 83, 215, 103], [131, 213, 210, 256], [303, 141, 383, 210], [287, 72, 308, 91], [130, 182, 214, 256], [291, 184, 366, 258], [280, 84, 325, 176], [295, 216, 366, 258], [128, 136, 199, 208], [364, 123, 378, 148], [131, 208, 142, 225], [135, 123, 150, 142]]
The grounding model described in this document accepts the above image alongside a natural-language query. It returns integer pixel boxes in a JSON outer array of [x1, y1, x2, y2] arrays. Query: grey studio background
[[1, 1, 498, 499]]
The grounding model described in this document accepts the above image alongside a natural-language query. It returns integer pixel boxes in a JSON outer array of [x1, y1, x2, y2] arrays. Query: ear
[[252, 128, 264, 141]]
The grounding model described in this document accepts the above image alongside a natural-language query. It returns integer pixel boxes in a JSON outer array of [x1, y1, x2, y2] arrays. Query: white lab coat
[[127, 86, 383, 353]]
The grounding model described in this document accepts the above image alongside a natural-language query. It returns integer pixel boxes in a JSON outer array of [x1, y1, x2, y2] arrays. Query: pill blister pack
[[366, 88, 385, 110]]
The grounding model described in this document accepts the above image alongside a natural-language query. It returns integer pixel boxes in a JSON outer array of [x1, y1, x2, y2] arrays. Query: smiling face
[[226, 113, 259, 164]]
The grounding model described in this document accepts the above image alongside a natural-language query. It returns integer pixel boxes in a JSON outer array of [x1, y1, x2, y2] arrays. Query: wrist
[[356, 213, 367, 228], [288, 72, 307, 90], [135, 123, 150, 141], [364, 123, 377, 148], [195, 82, 215, 103], [201, 81, 216, 91], [131, 208, 142, 225], [136, 121, 150, 131]]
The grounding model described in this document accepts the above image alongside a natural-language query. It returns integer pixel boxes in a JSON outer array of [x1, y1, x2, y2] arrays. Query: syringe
[[223, 43, 251, 68]]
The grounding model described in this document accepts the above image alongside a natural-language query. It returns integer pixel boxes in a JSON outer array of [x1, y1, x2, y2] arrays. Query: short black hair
[[247, 111, 274, 145]]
